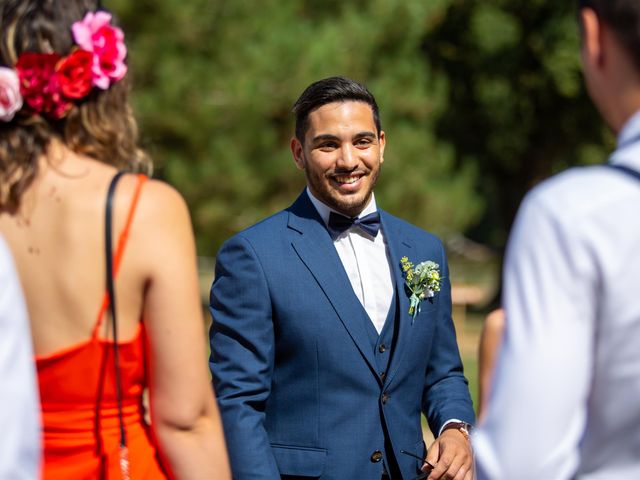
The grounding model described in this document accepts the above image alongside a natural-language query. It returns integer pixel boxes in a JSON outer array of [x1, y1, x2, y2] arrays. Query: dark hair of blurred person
[[473, 1, 640, 478], [577, 0, 640, 69]]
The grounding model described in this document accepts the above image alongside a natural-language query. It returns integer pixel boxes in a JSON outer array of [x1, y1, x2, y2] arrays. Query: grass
[[463, 354, 479, 415]]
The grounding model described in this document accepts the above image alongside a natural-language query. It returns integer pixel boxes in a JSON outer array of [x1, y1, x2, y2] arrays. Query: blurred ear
[[581, 8, 604, 70], [378, 130, 386, 165], [290, 137, 305, 170]]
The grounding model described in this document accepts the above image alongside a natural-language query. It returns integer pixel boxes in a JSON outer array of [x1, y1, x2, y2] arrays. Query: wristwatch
[[441, 421, 473, 440]]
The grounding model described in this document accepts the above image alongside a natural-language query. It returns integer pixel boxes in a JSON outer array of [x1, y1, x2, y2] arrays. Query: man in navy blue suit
[[210, 77, 475, 479]]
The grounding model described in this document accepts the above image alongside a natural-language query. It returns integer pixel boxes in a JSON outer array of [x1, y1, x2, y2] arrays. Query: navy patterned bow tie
[[327, 211, 381, 240]]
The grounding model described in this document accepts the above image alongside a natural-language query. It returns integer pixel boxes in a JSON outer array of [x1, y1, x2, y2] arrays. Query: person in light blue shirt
[[0, 236, 40, 479], [474, 1, 640, 478]]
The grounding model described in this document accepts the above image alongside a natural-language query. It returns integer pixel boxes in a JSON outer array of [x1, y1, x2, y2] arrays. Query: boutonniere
[[400, 256, 442, 321]]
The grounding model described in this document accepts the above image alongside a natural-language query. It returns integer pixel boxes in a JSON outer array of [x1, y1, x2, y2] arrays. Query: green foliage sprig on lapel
[[400, 256, 442, 321]]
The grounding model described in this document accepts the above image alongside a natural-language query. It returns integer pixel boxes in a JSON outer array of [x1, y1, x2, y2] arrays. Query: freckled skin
[[290, 101, 385, 218]]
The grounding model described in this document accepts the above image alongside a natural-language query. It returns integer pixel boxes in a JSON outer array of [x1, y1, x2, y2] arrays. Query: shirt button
[[381, 393, 390, 404], [378, 344, 387, 353], [370, 450, 383, 463]]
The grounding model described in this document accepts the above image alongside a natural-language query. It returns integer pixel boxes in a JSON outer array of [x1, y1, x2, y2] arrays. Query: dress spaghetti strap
[[92, 173, 147, 339]]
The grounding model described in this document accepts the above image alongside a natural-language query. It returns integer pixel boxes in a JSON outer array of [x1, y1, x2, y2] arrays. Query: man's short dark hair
[[292, 76, 381, 142], [579, 0, 640, 70]]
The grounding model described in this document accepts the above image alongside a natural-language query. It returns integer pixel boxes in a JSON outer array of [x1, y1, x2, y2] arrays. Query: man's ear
[[290, 137, 305, 170], [378, 130, 386, 165], [581, 8, 604, 70]]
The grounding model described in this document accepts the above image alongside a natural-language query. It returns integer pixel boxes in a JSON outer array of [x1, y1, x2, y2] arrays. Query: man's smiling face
[[291, 100, 385, 218]]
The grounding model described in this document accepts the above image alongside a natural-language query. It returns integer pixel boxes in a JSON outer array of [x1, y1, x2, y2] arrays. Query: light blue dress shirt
[[0, 236, 40, 479], [473, 111, 640, 479]]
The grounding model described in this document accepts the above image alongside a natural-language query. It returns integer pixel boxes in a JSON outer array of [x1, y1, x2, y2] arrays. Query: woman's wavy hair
[[0, 0, 151, 210]]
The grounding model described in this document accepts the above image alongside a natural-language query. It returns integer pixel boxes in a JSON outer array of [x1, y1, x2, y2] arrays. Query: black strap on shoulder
[[606, 163, 640, 182], [105, 170, 127, 450]]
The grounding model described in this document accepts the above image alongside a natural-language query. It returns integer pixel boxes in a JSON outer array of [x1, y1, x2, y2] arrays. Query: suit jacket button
[[378, 344, 387, 353], [379, 371, 386, 381], [370, 450, 383, 463], [381, 393, 390, 404]]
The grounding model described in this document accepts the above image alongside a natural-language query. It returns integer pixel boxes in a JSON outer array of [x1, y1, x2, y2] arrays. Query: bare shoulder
[[132, 178, 194, 241], [129, 177, 192, 230], [484, 308, 505, 332], [122, 177, 196, 277]]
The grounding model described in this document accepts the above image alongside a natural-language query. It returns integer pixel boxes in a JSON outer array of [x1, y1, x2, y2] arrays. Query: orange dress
[[36, 175, 168, 479]]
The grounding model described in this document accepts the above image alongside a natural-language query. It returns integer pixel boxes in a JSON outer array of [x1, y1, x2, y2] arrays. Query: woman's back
[[1, 150, 147, 356], [0, 2, 230, 477], [1, 150, 170, 478]]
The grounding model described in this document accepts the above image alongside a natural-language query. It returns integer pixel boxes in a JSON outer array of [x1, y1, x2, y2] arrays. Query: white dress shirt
[[0, 236, 40, 479], [473, 111, 640, 479], [306, 188, 394, 334]]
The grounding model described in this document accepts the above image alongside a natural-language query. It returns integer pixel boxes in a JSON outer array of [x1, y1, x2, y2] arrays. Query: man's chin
[[329, 195, 370, 217]]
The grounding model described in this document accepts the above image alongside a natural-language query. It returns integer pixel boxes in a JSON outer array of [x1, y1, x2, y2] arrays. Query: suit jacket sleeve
[[209, 234, 279, 479], [421, 242, 475, 433]]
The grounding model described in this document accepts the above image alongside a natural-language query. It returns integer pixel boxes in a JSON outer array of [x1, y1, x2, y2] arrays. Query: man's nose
[[336, 144, 358, 169]]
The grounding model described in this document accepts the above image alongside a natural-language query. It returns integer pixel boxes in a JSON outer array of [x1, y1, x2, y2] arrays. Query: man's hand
[[422, 429, 473, 480]]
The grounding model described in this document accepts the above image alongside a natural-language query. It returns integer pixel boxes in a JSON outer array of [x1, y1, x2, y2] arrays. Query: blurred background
[[109, 0, 615, 417]]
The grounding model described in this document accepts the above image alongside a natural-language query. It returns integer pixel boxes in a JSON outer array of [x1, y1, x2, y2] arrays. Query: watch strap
[[440, 421, 472, 440]]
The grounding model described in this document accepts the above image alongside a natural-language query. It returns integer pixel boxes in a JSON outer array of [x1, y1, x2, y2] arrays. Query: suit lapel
[[379, 211, 414, 387], [287, 192, 378, 373]]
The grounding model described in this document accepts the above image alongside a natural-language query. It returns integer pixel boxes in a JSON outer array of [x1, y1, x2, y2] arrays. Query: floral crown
[[0, 11, 127, 122]]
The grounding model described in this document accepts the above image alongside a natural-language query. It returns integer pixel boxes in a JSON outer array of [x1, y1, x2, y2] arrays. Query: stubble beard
[[305, 165, 380, 218]]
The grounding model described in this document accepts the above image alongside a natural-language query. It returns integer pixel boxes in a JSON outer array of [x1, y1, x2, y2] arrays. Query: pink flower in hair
[[0, 67, 23, 121], [71, 11, 127, 90]]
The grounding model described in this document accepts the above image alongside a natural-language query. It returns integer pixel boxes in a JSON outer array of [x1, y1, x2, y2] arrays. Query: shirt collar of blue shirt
[[617, 109, 640, 149]]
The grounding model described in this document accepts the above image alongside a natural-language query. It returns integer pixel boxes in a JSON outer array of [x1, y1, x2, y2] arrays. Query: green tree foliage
[[110, 0, 481, 254], [108, 0, 611, 256], [422, 0, 614, 247]]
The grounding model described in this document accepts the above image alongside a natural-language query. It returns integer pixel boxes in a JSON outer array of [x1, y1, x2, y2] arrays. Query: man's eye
[[319, 143, 338, 150], [356, 139, 372, 147]]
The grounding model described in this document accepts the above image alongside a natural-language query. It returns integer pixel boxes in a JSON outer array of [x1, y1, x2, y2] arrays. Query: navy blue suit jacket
[[209, 191, 474, 479]]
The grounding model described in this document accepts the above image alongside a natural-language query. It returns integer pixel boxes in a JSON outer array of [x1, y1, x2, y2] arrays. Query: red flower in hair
[[56, 49, 93, 99], [15, 52, 70, 119], [9, 11, 128, 120]]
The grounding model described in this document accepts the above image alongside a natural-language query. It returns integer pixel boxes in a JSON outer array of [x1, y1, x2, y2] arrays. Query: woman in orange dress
[[0, 1, 230, 478]]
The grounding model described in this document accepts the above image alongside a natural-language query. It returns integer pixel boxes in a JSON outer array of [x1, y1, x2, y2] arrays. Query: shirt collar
[[306, 187, 378, 228], [617, 109, 640, 149]]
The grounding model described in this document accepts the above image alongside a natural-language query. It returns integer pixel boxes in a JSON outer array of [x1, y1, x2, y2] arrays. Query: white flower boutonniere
[[400, 256, 442, 320]]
